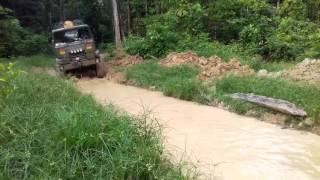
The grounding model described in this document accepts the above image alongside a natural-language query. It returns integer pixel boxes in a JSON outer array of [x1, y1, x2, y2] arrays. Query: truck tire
[[96, 63, 106, 78], [56, 65, 66, 76]]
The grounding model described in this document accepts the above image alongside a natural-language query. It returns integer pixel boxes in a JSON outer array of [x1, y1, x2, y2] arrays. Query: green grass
[[0, 55, 54, 69], [255, 61, 296, 72], [125, 61, 320, 123], [126, 61, 210, 103], [0, 67, 190, 179], [215, 75, 320, 122]]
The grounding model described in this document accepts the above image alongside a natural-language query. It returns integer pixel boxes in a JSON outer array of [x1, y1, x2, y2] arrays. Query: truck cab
[[52, 20, 105, 77]]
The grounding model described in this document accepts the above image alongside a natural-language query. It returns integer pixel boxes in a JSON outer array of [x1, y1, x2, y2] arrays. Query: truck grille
[[69, 50, 86, 62]]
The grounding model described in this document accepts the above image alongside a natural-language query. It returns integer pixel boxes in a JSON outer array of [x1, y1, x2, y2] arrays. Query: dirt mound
[[96, 62, 126, 83], [284, 59, 320, 85], [160, 51, 201, 67], [160, 51, 254, 80], [101, 55, 143, 83], [108, 55, 143, 68]]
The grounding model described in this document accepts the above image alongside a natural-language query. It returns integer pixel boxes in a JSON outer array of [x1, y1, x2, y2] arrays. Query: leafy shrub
[[124, 2, 207, 58], [263, 17, 320, 60], [144, 21, 181, 57], [240, 24, 264, 45], [0, 6, 50, 57], [172, 2, 206, 35], [0, 7, 21, 57], [0, 63, 21, 98], [124, 32, 192, 58], [206, 0, 319, 61], [16, 31, 50, 56], [100, 43, 117, 60], [208, 0, 273, 42], [304, 30, 320, 58], [279, 0, 307, 20], [124, 13, 187, 58], [124, 36, 147, 56], [175, 33, 210, 52]]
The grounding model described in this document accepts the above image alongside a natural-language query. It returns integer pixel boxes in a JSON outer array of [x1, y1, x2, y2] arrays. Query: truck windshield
[[53, 27, 92, 44]]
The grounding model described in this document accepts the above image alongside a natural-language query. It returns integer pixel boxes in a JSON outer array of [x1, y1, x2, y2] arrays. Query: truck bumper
[[57, 59, 99, 71]]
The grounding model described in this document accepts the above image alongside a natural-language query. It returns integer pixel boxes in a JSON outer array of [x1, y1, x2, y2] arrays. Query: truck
[[51, 20, 105, 77]]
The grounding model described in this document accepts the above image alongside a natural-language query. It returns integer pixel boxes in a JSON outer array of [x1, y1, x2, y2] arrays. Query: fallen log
[[230, 93, 307, 117]]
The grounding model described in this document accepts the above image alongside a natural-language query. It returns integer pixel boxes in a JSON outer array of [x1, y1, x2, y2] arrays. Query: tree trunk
[[119, 12, 125, 41], [277, 0, 281, 9], [230, 93, 307, 117], [43, 0, 52, 33], [59, 0, 65, 21], [48, 0, 53, 32], [112, 0, 122, 47], [145, 0, 148, 16], [127, 0, 132, 34]]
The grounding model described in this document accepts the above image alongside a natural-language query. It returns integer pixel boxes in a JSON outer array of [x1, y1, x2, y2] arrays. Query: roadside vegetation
[[125, 36, 297, 72], [125, 61, 320, 126], [122, 0, 320, 62], [0, 59, 191, 179], [115, 0, 320, 129], [215, 76, 320, 120]]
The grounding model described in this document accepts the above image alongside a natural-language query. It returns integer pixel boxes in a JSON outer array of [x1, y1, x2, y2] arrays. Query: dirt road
[[76, 78, 320, 180]]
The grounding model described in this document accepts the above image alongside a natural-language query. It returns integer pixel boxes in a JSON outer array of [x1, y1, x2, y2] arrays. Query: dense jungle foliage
[[0, 0, 320, 60]]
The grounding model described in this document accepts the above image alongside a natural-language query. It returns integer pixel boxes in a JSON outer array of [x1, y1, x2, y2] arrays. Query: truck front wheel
[[56, 65, 66, 76], [96, 63, 106, 78]]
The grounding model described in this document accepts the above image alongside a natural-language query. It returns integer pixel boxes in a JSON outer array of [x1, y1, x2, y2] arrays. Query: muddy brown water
[[76, 78, 320, 180]]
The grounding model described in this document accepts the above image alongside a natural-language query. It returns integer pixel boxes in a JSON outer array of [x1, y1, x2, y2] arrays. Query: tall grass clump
[[215, 75, 320, 122], [0, 73, 189, 179], [126, 62, 210, 103]]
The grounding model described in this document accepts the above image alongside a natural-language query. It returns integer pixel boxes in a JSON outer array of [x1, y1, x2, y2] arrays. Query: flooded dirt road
[[76, 78, 320, 180]]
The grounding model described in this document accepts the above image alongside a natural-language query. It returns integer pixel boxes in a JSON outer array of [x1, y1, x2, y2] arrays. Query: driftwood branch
[[230, 93, 307, 117]]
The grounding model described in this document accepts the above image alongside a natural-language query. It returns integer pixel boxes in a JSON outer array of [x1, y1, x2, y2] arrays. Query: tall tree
[[112, 0, 122, 47], [127, 0, 132, 33], [59, 0, 65, 21]]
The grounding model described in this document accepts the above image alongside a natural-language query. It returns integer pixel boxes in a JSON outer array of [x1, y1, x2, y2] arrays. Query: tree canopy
[[1, 0, 320, 59]]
